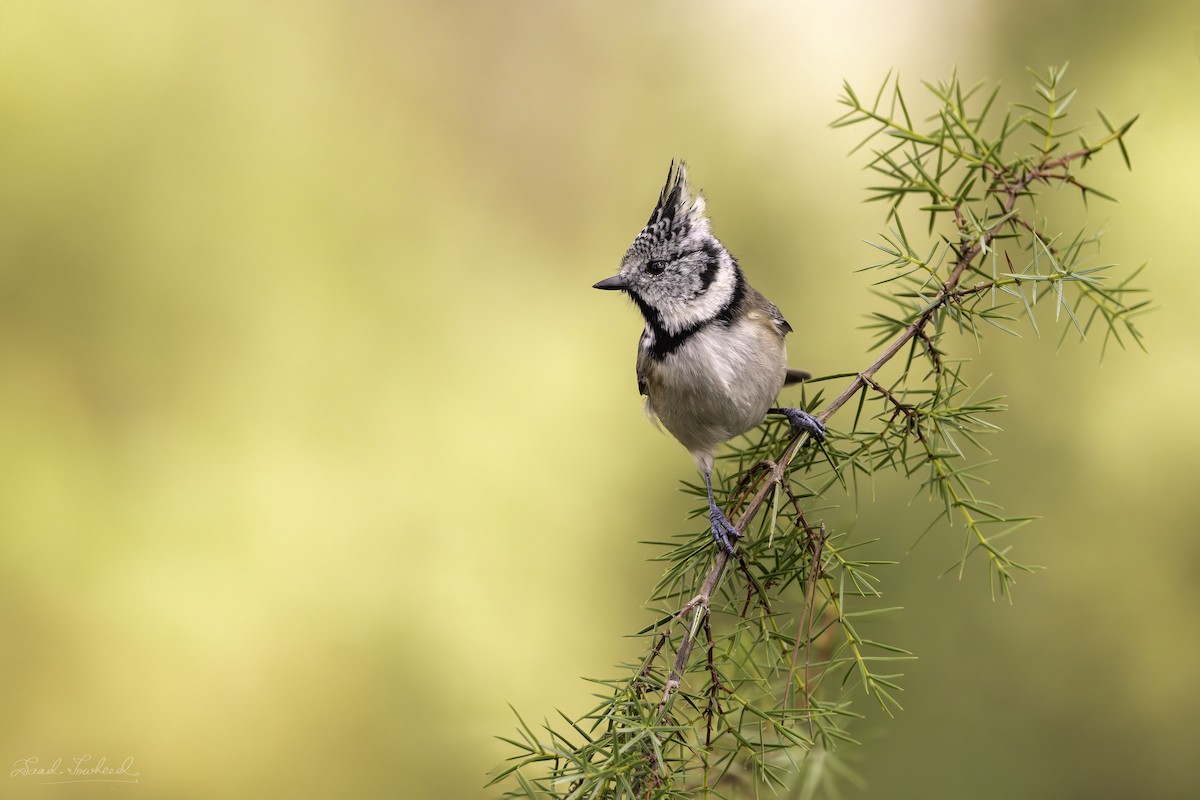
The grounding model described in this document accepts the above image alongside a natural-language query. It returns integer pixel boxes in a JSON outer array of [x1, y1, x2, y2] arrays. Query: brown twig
[[703, 611, 722, 750], [862, 374, 927, 442]]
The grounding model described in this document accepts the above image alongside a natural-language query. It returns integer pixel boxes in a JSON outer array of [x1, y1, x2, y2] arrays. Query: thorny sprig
[[492, 66, 1147, 800]]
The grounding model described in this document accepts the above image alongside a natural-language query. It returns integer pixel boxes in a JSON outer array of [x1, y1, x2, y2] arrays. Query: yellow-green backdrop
[[2, 1, 1197, 798]]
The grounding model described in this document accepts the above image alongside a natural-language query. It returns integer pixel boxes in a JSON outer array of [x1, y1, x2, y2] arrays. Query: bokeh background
[[2, 1, 1198, 798]]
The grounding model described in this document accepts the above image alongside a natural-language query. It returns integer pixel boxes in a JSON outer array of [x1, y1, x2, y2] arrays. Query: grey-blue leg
[[704, 468, 741, 555], [770, 407, 827, 441]]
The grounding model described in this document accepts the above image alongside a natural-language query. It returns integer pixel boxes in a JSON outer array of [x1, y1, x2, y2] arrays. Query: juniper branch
[[492, 66, 1148, 800]]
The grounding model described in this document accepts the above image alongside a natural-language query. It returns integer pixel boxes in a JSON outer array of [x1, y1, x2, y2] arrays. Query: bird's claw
[[709, 504, 743, 555], [776, 407, 826, 442]]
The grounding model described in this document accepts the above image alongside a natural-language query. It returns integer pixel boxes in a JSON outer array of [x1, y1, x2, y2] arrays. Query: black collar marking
[[632, 263, 745, 361]]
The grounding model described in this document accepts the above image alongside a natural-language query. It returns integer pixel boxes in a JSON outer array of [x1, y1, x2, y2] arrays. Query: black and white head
[[594, 162, 743, 335]]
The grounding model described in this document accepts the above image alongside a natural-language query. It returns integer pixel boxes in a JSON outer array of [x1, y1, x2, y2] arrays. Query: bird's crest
[[647, 161, 709, 235]]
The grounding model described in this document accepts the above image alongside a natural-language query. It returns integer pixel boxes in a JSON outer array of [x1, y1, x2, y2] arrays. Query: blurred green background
[[2, 1, 1197, 798]]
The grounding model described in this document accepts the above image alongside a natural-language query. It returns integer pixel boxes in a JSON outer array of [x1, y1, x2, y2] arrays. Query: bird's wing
[[742, 285, 792, 338], [768, 301, 793, 337], [748, 290, 809, 384], [635, 337, 650, 396]]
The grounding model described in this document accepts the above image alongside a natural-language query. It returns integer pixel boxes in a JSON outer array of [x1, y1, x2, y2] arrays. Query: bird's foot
[[771, 407, 827, 442], [709, 502, 743, 555]]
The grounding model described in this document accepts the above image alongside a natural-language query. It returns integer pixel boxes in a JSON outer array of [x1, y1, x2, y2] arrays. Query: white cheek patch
[[655, 257, 736, 335]]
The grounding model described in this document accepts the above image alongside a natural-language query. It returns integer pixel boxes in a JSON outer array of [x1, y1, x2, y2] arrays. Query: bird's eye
[[645, 260, 666, 276]]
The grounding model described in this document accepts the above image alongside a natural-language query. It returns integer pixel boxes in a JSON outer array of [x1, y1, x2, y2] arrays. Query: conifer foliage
[[491, 66, 1147, 799]]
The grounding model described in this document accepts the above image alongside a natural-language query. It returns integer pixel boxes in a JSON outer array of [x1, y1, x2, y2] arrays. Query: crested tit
[[594, 162, 825, 553]]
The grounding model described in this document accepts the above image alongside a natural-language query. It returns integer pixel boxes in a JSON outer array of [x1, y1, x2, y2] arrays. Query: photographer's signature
[[10, 755, 140, 784]]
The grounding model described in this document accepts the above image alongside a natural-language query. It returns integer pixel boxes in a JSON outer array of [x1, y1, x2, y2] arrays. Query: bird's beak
[[593, 274, 628, 291]]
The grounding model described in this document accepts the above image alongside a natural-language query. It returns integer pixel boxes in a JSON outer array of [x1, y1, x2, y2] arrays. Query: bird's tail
[[784, 368, 812, 385]]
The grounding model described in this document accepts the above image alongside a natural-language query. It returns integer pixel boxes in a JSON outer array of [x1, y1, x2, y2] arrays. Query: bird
[[593, 161, 826, 554]]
